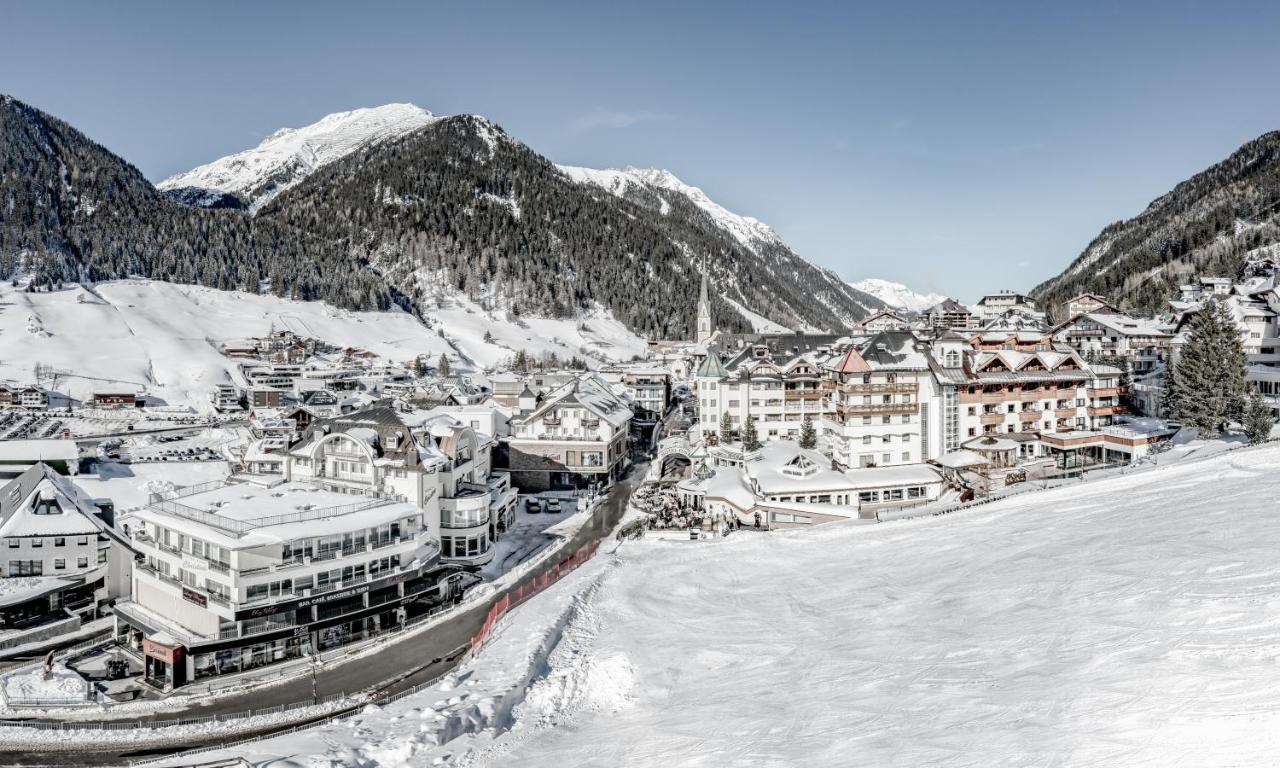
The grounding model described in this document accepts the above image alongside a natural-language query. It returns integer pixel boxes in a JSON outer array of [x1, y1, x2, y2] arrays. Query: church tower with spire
[[696, 272, 713, 345]]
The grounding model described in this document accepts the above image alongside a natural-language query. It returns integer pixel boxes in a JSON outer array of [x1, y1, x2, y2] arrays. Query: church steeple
[[696, 272, 713, 345]]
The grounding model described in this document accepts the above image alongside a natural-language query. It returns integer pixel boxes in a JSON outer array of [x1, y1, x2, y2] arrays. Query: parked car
[[545, 498, 562, 513], [525, 497, 543, 514]]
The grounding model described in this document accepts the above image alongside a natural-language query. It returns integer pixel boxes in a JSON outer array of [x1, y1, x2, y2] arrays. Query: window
[[882, 415, 891, 424], [902, 414, 912, 423], [54, 558, 65, 570], [31, 538, 41, 548], [882, 436, 891, 443], [5, 539, 16, 549], [882, 453, 890, 464], [861, 416, 871, 425], [862, 436, 872, 445], [97, 549, 107, 565], [77, 536, 88, 546], [908, 487, 925, 499], [54, 537, 65, 547], [8, 560, 41, 576], [902, 452, 910, 462], [858, 490, 879, 503]]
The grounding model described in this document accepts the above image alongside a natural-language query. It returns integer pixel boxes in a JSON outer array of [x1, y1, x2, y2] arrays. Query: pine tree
[[1244, 390, 1274, 444], [719, 410, 734, 443], [1167, 300, 1249, 436], [741, 415, 761, 452], [799, 416, 817, 449], [437, 353, 450, 378]]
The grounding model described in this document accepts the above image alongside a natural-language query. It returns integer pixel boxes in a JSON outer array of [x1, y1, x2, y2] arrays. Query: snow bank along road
[[179, 442, 1280, 767]]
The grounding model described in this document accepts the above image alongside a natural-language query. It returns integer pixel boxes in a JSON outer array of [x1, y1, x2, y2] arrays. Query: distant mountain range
[[847, 278, 946, 313], [1033, 130, 1280, 318], [0, 97, 883, 339]]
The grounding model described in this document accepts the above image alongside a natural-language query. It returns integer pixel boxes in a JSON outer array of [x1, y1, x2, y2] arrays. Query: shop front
[[143, 637, 186, 690]]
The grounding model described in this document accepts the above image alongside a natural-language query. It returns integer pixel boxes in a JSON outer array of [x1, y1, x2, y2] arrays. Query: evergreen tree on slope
[[1168, 300, 1248, 437]]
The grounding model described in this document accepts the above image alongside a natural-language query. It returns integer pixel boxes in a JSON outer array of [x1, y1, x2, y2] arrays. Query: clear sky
[[4, 1, 1280, 301]]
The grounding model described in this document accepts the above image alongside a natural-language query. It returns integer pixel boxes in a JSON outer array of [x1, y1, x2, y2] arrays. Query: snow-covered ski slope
[[196, 442, 1280, 767], [0, 280, 646, 409]]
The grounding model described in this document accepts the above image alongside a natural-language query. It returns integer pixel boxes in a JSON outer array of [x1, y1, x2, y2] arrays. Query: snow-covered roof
[[134, 482, 422, 549], [0, 464, 106, 539], [840, 464, 943, 488], [0, 440, 78, 463]]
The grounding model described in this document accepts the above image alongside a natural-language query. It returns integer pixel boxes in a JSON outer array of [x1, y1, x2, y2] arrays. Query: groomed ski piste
[[163, 440, 1280, 768]]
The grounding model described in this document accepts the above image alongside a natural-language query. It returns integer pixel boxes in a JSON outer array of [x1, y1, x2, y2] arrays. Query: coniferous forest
[[0, 95, 882, 340]]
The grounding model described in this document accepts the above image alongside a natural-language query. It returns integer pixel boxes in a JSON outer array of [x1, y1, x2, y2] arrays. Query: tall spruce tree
[[1244, 391, 1275, 444], [437, 353, 451, 378], [719, 410, 734, 443], [741, 415, 761, 452], [799, 416, 817, 449], [1167, 299, 1248, 436]]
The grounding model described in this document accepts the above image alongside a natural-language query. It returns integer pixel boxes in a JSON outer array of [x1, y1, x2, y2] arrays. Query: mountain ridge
[[1032, 130, 1280, 317], [0, 96, 881, 340]]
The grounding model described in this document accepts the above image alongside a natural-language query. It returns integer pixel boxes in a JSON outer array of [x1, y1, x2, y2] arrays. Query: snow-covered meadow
[[0, 280, 647, 410], [193, 441, 1280, 767]]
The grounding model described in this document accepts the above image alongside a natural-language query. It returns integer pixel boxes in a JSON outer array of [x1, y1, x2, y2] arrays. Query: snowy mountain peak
[[848, 278, 946, 313], [558, 164, 783, 250], [158, 103, 438, 211]]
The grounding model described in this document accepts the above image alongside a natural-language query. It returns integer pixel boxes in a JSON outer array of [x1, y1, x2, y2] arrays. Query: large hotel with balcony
[[695, 334, 842, 445], [114, 404, 513, 689], [116, 482, 452, 689]]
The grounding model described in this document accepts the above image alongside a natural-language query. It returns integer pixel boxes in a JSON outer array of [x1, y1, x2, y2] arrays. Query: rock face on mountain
[[1, 96, 880, 338], [1032, 131, 1280, 318]]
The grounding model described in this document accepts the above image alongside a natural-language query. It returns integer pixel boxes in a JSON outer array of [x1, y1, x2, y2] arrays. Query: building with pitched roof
[[504, 374, 634, 491]]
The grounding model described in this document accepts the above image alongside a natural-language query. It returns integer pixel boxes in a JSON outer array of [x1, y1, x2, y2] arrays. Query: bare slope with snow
[[157, 104, 438, 211], [849, 277, 946, 313], [0, 280, 646, 410], [223, 442, 1280, 767]]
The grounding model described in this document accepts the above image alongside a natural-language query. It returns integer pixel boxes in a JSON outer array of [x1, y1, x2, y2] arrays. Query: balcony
[[835, 402, 917, 417], [1019, 389, 1049, 402], [981, 390, 1012, 404], [980, 412, 1005, 426], [1019, 410, 1042, 422], [784, 390, 825, 401], [1088, 387, 1121, 398], [542, 417, 561, 426], [837, 382, 918, 395], [1088, 405, 1125, 418], [1055, 408, 1076, 419]]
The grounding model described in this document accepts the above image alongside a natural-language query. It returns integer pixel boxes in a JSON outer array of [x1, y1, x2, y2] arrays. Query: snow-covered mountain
[[557, 165, 784, 252], [848, 278, 946, 313], [157, 103, 438, 211]]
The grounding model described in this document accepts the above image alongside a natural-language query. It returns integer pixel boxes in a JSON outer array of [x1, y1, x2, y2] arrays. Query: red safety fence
[[470, 539, 601, 653]]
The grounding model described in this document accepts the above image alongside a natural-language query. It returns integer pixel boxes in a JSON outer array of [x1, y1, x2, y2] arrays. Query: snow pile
[[191, 556, 619, 768], [158, 103, 438, 211], [848, 277, 947, 312], [2, 663, 88, 705]]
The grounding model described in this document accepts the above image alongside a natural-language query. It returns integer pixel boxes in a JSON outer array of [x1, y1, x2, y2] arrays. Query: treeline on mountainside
[[0, 97, 393, 311], [1032, 131, 1280, 319], [1, 95, 874, 339]]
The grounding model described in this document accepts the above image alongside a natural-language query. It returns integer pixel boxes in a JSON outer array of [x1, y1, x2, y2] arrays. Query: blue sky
[[4, 1, 1280, 301]]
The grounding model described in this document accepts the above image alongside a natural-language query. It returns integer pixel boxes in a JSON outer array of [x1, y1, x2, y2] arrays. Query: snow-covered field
[[208, 441, 1280, 767], [0, 280, 646, 411]]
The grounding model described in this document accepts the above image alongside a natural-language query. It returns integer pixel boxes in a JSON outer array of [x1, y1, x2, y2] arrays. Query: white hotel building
[[117, 482, 450, 689], [114, 404, 512, 689]]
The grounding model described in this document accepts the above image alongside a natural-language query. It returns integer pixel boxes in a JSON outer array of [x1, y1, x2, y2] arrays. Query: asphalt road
[[0, 463, 644, 767]]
